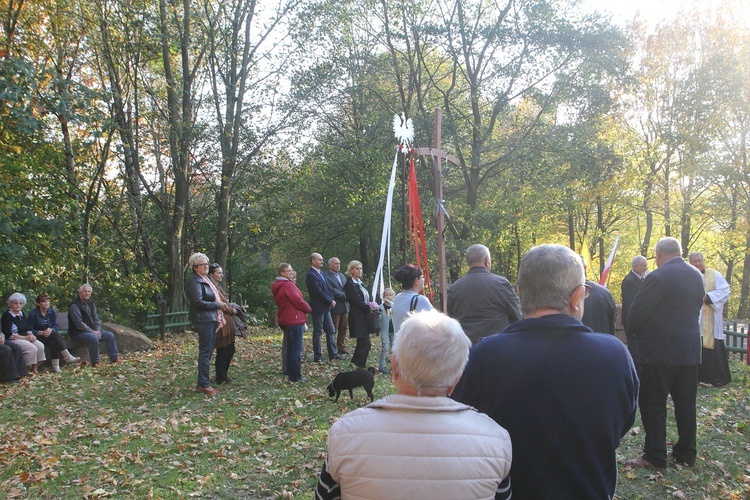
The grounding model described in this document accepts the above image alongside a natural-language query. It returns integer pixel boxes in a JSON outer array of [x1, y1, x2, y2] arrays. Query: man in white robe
[[688, 252, 731, 386]]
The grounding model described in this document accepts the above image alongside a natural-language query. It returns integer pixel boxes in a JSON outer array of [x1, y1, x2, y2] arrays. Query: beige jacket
[[326, 394, 512, 499]]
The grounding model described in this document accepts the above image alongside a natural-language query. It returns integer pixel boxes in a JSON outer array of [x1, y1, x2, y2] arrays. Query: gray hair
[[517, 244, 584, 315], [8, 292, 26, 306], [655, 237, 681, 256], [78, 284, 92, 293], [188, 252, 209, 269], [466, 244, 490, 266], [687, 252, 703, 261], [392, 310, 471, 395], [631, 255, 647, 267]]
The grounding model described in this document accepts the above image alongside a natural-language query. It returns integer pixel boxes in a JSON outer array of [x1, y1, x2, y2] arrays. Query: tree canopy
[[1, 0, 749, 322]]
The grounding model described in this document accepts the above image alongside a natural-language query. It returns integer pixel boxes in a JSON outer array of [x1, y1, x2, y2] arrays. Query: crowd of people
[[6, 241, 733, 497], [0, 284, 122, 382], [307, 238, 733, 498]]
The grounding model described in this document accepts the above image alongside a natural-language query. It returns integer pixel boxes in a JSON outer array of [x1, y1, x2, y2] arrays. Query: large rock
[[102, 322, 155, 353], [56, 313, 154, 363]]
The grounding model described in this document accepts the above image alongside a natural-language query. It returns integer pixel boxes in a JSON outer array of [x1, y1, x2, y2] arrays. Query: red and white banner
[[599, 235, 619, 286]]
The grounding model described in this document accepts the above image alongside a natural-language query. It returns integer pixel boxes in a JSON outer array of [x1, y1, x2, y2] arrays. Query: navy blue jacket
[[29, 306, 60, 335], [620, 270, 643, 330], [306, 267, 334, 315], [581, 280, 616, 335], [453, 314, 638, 500], [626, 256, 704, 365]]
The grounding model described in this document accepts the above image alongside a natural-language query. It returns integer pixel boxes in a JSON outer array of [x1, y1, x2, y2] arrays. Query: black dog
[[327, 367, 376, 403]]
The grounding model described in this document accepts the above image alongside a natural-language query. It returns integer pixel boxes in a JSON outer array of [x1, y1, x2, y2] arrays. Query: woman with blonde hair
[[186, 252, 231, 396], [343, 261, 379, 370]]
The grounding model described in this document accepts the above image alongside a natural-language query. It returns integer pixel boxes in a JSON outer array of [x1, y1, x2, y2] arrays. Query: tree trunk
[[640, 180, 654, 256], [159, 0, 193, 310]]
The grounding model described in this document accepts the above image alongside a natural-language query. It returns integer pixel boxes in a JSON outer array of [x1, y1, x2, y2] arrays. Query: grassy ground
[[0, 326, 747, 499]]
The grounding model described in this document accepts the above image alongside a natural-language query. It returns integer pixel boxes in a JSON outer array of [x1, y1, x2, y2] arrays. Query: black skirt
[[698, 340, 732, 387]]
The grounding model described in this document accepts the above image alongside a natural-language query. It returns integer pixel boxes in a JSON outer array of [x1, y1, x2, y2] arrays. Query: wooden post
[[159, 299, 167, 341], [414, 108, 458, 313]]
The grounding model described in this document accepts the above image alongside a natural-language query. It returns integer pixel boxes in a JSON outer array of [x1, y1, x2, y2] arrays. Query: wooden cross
[[414, 108, 459, 313]]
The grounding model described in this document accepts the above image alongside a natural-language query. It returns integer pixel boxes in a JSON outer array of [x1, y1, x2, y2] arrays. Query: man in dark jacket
[[324, 257, 350, 354], [625, 237, 704, 472], [453, 244, 638, 499], [447, 244, 522, 344], [621, 255, 647, 333], [580, 257, 616, 335], [67, 284, 120, 366], [306, 253, 341, 362]]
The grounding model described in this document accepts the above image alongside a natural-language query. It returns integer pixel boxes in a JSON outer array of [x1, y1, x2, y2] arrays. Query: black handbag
[[367, 308, 382, 334]]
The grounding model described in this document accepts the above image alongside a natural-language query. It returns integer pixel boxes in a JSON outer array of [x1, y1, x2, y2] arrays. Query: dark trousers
[[0, 344, 20, 382], [37, 332, 66, 359], [351, 336, 371, 369], [5, 340, 28, 377], [284, 325, 304, 381], [312, 312, 339, 361], [638, 364, 698, 467], [195, 321, 217, 388], [215, 343, 235, 382]]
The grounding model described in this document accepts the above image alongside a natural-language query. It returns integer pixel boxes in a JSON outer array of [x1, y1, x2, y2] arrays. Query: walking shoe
[[625, 456, 666, 473], [196, 386, 219, 396]]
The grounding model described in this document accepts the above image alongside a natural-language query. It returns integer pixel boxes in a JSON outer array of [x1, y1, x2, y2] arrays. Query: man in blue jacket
[[306, 253, 341, 362], [453, 244, 638, 499], [626, 237, 705, 471]]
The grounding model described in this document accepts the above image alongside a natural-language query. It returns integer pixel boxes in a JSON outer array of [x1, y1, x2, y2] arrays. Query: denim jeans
[[285, 324, 304, 381], [68, 330, 119, 363], [195, 321, 217, 388], [312, 311, 338, 361]]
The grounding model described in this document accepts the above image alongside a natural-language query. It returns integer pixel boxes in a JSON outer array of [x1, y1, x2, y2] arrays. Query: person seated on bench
[[0, 332, 22, 382], [67, 285, 120, 367], [29, 293, 80, 373], [1, 292, 46, 374]]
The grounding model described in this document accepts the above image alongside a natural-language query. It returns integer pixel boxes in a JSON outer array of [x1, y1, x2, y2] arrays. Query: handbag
[[367, 308, 382, 334]]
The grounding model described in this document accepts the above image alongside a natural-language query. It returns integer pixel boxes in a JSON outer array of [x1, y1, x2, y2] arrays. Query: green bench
[[143, 306, 191, 339], [724, 323, 748, 362]]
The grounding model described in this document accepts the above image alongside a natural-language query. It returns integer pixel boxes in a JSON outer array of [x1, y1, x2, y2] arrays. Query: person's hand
[[93, 330, 102, 339], [0, 334, 4, 344], [368, 301, 379, 310], [329, 300, 336, 309], [39, 329, 50, 338], [24, 333, 35, 342]]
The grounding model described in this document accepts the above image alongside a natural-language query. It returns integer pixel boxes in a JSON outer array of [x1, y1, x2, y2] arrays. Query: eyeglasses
[[196, 263, 209, 267], [569, 283, 592, 299]]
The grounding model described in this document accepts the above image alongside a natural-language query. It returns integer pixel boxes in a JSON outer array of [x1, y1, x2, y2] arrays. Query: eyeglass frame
[[569, 283, 592, 299]]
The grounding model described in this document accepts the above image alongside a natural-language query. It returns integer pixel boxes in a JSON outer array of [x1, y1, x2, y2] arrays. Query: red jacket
[[272, 277, 311, 327]]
